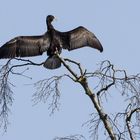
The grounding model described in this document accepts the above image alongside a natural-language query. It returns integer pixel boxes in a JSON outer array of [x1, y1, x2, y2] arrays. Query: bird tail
[[43, 55, 61, 69]]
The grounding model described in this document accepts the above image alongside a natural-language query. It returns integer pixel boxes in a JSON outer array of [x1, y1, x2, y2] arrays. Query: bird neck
[[47, 21, 54, 31]]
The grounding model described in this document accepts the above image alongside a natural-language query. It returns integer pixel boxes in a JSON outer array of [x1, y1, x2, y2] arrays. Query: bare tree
[[0, 54, 140, 140]]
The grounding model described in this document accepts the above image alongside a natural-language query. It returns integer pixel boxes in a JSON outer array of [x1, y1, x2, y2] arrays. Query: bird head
[[46, 15, 56, 23]]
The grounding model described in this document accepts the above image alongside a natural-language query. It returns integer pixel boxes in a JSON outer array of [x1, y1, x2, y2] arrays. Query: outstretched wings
[[0, 33, 50, 59], [62, 26, 103, 52], [0, 26, 103, 59]]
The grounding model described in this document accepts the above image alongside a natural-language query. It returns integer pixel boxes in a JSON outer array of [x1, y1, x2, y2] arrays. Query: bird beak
[[54, 17, 57, 21]]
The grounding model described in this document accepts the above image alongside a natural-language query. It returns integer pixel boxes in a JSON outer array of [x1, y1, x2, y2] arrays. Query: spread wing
[[0, 33, 50, 59], [62, 26, 103, 52]]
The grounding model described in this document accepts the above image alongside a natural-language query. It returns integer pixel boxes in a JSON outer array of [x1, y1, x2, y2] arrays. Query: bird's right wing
[[0, 33, 50, 59]]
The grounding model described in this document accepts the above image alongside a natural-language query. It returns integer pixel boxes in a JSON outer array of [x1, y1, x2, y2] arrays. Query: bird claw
[[54, 48, 59, 55]]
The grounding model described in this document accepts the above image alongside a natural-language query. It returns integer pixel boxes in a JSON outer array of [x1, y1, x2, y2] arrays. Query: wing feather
[[62, 26, 103, 52], [0, 33, 50, 59]]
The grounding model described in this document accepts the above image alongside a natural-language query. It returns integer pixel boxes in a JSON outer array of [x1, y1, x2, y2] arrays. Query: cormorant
[[0, 15, 103, 69]]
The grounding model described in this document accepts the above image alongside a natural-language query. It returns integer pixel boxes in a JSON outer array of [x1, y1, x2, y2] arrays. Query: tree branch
[[126, 108, 140, 140], [0, 56, 140, 140], [56, 55, 117, 140]]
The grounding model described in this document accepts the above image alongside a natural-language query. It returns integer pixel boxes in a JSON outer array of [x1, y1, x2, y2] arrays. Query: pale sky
[[0, 0, 140, 140]]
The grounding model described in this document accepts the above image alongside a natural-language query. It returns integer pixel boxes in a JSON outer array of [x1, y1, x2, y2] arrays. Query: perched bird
[[0, 15, 103, 69]]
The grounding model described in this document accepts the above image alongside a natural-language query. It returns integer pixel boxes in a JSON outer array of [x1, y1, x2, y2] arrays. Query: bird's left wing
[[0, 33, 50, 59], [61, 26, 103, 52]]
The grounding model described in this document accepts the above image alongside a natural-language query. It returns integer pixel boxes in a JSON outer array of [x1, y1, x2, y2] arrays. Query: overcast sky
[[0, 0, 140, 140]]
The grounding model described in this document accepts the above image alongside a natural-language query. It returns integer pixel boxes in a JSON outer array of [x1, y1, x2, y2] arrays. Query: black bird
[[0, 15, 103, 69]]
